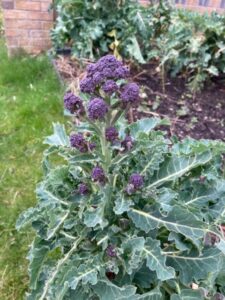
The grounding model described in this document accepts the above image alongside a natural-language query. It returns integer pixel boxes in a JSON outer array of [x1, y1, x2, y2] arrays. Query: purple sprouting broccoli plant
[[126, 173, 144, 195], [17, 54, 225, 300], [70, 133, 95, 153], [121, 134, 134, 152], [106, 244, 117, 258], [105, 127, 118, 143], [102, 80, 118, 95], [87, 98, 109, 120], [80, 54, 129, 97], [120, 83, 140, 107], [64, 92, 84, 115], [70, 133, 88, 153], [129, 173, 144, 190], [78, 183, 89, 196], [91, 166, 106, 184]]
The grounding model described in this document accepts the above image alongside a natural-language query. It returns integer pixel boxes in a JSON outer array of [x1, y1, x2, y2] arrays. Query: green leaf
[[92, 279, 137, 300], [44, 123, 69, 147], [128, 205, 206, 245], [122, 236, 145, 274], [113, 195, 134, 215], [147, 152, 212, 189], [16, 207, 40, 230], [47, 210, 70, 240], [183, 179, 225, 207], [126, 36, 146, 64], [171, 289, 204, 300], [167, 248, 224, 285], [207, 65, 219, 76], [144, 238, 175, 281], [128, 118, 165, 138], [36, 182, 68, 207], [120, 287, 162, 300], [84, 206, 108, 229], [27, 238, 49, 289], [68, 264, 98, 290]]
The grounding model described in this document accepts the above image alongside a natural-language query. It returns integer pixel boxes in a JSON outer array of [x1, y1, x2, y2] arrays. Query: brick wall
[[140, 0, 225, 12], [175, 0, 225, 13], [2, 0, 53, 55]]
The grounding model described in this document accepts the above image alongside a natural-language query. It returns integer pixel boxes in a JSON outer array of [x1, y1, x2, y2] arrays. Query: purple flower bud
[[105, 127, 119, 143], [113, 66, 129, 79], [121, 135, 134, 151], [102, 80, 118, 95], [129, 173, 144, 190], [70, 133, 88, 153], [97, 55, 119, 67], [92, 72, 103, 85], [80, 77, 95, 94], [89, 142, 96, 151], [87, 98, 108, 120], [120, 83, 140, 106], [106, 244, 117, 258], [78, 183, 89, 195], [91, 166, 106, 184], [86, 63, 97, 76], [64, 92, 84, 115]]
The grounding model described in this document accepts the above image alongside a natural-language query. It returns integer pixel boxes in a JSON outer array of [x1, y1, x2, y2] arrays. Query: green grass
[[0, 38, 64, 299]]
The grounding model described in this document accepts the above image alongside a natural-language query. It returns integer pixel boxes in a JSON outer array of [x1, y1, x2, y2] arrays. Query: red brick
[[2, 1, 14, 10], [5, 19, 42, 30], [42, 21, 53, 30], [5, 29, 28, 37], [16, 1, 41, 11], [41, 2, 51, 11], [29, 30, 50, 38]]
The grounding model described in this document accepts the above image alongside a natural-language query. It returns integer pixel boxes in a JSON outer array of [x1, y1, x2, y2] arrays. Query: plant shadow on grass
[[0, 38, 64, 300]]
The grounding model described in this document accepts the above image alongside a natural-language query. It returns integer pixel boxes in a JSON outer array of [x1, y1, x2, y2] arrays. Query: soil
[[132, 63, 225, 141], [54, 56, 225, 141]]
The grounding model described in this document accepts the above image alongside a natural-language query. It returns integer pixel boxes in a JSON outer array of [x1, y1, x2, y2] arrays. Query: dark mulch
[[132, 63, 225, 141], [54, 56, 225, 141]]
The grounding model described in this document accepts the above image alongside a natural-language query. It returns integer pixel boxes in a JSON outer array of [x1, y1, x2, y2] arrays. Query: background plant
[[51, 1, 225, 91], [17, 55, 225, 299], [149, 9, 225, 92], [51, 0, 152, 63]]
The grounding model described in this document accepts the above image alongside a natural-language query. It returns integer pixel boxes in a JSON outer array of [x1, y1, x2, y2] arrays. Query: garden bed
[[54, 55, 225, 141]]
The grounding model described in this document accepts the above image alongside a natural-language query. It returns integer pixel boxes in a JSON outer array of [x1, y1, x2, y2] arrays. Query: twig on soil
[[142, 110, 185, 124], [132, 70, 147, 79]]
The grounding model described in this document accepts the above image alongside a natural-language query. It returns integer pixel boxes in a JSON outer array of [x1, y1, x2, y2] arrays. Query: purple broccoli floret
[[113, 65, 129, 79], [102, 80, 118, 95], [121, 135, 134, 152], [91, 166, 106, 184], [70, 133, 88, 153], [64, 92, 84, 115], [120, 83, 140, 107], [78, 183, 89, 196], [80, 55, 130, 96], [80, 77, 95, 94], [126, 174, 144, 195], [129, 173, 144, 190], [105, 127, 119, 143], [106, 244, 117, 258], [87, 98, 108, 120]]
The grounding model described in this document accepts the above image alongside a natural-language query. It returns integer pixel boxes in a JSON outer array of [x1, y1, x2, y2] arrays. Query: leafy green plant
[[51, 0, 151, 63], [148, 8, 225, 92], [17, 55, 225, 299]]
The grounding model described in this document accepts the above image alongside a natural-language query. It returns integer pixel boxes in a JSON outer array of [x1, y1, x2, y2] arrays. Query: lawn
[[0, 38, 64, 300]]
